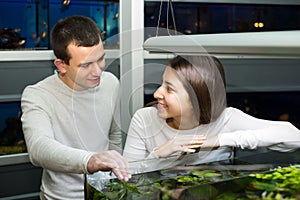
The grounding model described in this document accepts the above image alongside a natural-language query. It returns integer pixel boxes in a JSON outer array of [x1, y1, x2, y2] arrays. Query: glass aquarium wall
[[144, 2, 300, 37], [0, 0, 38, 49], [0, 102, 26, 155], [0, 0, 119, 49], [1, 1, 299, 49]]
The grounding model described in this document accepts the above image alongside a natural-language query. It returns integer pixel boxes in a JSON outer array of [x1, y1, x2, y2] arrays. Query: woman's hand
[[153, 134, 206, 158]]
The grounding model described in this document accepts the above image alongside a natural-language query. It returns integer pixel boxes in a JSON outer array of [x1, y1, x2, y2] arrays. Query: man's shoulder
[[102, 71, 119, 83], [23, 74, 56, 92]]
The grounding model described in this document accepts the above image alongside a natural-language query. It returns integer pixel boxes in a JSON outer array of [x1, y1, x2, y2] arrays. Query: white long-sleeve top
[[123, 106, 300, 171], [21, 71, 121, 200]]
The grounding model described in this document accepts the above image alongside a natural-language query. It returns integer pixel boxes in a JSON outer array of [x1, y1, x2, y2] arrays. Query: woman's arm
[[218, 108, 300, 152]]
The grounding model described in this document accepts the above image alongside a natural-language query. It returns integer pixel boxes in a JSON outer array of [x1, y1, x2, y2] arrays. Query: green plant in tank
[[246, 164, 300, 199], [105, 181, 141, 200], [87, 181, 141, 200], [176, 169, 222, 186], [86, 164, 300, 200]]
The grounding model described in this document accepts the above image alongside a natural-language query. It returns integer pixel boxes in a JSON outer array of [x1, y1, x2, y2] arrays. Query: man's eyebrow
[[98, 53, 106, 60], [78, 53, 106, 67], [78, 61, 92, 67]]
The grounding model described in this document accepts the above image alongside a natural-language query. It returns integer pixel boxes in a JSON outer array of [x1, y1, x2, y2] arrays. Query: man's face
[[60, 41, 105, 91]]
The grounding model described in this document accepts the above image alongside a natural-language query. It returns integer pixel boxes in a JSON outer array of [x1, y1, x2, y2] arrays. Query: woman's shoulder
[[224, 107, 244, 113], [219, 107, 245, 119], [130, 106, 162, 129], [135, 106, 157, 117], [224, 106, 239, 113]]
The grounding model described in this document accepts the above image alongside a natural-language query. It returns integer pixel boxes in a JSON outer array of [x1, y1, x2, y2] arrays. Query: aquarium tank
[[0, 0, 119, 49], [1, 1, 300, 49], [0, 102, 26, 155], [85, 150, 300, 200]]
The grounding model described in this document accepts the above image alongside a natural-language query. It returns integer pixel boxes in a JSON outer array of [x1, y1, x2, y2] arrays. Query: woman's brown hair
[[169, 55, 227, 124]]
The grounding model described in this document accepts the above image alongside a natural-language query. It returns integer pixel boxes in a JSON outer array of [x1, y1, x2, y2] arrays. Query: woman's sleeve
[[219, 108, 300, 152], [123, 110, 154, 163]]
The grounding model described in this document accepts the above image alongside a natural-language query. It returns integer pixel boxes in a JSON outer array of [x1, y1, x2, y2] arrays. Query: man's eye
[[97, 57, 104, 64], [81, 64, 90, 68]]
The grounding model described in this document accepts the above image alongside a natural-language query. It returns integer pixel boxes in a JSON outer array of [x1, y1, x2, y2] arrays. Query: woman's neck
[[167, 118, 199, 130]]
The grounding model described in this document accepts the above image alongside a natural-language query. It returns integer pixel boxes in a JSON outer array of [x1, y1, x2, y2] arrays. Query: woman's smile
[[157, 102, 167, 110]]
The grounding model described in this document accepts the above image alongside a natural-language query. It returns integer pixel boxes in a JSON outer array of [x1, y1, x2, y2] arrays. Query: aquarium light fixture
[[143, 30, 300, 57]]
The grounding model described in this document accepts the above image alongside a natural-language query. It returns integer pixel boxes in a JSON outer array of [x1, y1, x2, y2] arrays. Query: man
[[21, 15, 131, 200]]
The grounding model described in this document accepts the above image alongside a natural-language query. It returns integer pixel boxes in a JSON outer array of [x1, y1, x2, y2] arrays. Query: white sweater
[[123, 106, 300, 171], [21, 71, 121, 200]]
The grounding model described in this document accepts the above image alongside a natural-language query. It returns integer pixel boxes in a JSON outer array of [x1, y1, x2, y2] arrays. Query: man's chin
[[89, 83, 100, 89]]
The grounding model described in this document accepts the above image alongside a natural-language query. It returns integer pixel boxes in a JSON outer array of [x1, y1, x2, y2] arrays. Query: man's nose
[[91, 62, 103, 76]]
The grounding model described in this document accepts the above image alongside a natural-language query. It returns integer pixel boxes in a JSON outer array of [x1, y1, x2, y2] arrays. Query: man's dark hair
[[51, 15, 102, 65]]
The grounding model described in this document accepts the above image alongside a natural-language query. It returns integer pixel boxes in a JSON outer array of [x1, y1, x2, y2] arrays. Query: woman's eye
[[167, 86, 173, 92]]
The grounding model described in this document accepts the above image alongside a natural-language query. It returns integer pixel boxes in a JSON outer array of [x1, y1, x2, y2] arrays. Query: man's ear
[[54, 59, 67, 74]]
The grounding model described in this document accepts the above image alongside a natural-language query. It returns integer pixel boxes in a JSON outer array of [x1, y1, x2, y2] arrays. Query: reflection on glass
[[1, 1, 300, 49], [0, 102, 26, 155], [0, 0, 119, 49], [145, 2, 300, 38]]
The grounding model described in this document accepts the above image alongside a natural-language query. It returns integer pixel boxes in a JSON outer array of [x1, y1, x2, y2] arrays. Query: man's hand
[[87, 150, 131, 181]]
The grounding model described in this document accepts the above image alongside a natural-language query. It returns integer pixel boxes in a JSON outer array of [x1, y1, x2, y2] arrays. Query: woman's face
[[154, 66, 197, 129]]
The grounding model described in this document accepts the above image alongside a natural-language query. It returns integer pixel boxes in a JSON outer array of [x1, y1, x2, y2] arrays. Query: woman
[[123, 55, 300, 171]]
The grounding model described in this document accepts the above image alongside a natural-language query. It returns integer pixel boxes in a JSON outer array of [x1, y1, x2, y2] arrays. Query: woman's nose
[[154, 86, 164, 99]]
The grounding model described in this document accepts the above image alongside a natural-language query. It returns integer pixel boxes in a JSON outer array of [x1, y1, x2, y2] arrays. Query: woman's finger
[[185, 144, 202, 149]]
